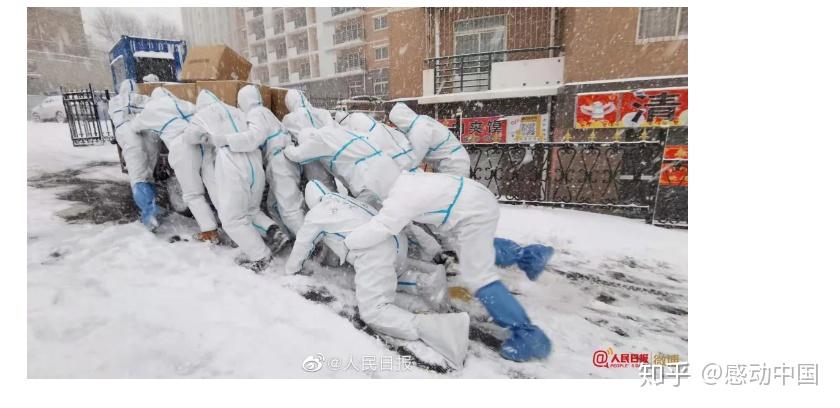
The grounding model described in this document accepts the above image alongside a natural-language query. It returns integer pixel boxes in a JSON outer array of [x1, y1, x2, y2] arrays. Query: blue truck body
[[108, 36, 187, 90]]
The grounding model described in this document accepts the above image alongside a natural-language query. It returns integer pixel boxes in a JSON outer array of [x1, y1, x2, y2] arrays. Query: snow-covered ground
[[27, 121, 687, 378]]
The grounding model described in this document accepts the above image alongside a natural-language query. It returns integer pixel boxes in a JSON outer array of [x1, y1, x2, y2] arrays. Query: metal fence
[[60, 84, 115, 146], [464, 140, 685, 224]]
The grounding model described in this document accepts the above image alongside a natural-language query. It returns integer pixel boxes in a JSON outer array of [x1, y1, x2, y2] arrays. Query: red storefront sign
[[460, 116, 507, 144], [664, 145, 688, 160], [576, 88, 688, 129], [659, 162, 688, 187]]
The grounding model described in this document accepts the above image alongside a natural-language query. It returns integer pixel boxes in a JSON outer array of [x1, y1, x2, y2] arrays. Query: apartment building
[[27, 7, 112, 95], [241, 7, 422, 104], [181, 7, 248, 57]]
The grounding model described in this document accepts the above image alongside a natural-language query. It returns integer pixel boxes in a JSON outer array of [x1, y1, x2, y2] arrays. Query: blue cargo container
[[108, 36, 187, 89]]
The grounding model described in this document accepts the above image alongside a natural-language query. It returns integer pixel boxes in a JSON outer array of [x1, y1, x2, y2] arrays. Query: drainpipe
[[434, 8, 440, 59], [549, 7, 556, 57]]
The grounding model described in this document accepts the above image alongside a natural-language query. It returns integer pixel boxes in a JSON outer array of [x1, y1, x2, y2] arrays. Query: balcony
[[336, 56, 366, 74], [331, 7, 360, 16], [286, 16, 307, 31], [245, 7, 263, 20], [333, 27, 364, 46], [268, 47, 287, 62], [425, 46, 562, 94]]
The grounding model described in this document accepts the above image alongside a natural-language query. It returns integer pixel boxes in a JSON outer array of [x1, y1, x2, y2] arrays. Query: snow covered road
[[27, 122, 687, 378]]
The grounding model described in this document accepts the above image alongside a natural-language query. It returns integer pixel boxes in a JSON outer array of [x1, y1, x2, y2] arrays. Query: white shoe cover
[[416, 312, 470, 370]]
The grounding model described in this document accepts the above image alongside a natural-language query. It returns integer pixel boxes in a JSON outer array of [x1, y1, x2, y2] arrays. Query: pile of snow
[[27, 121, 687, 378]]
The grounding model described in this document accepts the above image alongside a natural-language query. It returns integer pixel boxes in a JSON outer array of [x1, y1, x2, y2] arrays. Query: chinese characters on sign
[[575, 88, 688, 129], [461, 116, 507, 144], [439, 114, 550, 144]]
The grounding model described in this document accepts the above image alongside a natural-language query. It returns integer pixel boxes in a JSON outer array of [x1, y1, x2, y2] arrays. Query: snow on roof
[[133, 50, 174, 60], [392, 85, 562, 105]]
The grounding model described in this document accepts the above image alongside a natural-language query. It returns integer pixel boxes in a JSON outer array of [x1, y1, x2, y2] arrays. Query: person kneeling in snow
[[388, 103, 470, 176], [211, 85, 303, 238], [131, 87, 221, 243], [343, 172, 552, 362], [286, 181, 469, 369], [108, 79, 160, 231], [182, 90, 288, 272]]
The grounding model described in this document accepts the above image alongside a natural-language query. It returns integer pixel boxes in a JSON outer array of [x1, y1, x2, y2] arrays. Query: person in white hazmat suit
[[130, 87, 221, 242], [212, 85, 303, 237], [281, 89, 337, 191], [182, 90, 287, 272], [285, 180, 470, 368], [334, 111, 419, 172], [282, 115, 401, 209], [108, 79, 161, 230], [343, 172, 552, 362], [388, 102, 470, 176]]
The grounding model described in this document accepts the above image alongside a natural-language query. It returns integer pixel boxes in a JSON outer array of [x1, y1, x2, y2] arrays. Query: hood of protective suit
[[284, 111, 316, 136], [237, 84, 262, 113], [196, 89, 219, 110], [334, 110, 350, 125], [150, 87, 170, 100], [388, 103, 419, 133], [285, 89, 312, 112], [118, 79, 137, 96], [305, 180, 330, 210]]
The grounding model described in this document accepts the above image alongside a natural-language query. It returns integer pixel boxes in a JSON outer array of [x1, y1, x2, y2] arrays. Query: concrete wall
[[562, 7, 688, 83]]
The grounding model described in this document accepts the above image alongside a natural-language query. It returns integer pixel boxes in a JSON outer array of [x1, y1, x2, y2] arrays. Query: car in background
[[31, 96, 67, 122]]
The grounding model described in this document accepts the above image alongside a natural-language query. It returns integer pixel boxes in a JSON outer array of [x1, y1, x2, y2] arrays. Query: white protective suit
[[339, 112, 418, 172], [213, 85, 305, 235], [183, 90, 277, 261], [286, 181, 469, 368], [281, 89, 337, 191], [109, 79, 158, 186], [131, 88, 219, 232], [388, 103, 470, 176], [283, 118, 401, 208], [344, 172, 500, 294]]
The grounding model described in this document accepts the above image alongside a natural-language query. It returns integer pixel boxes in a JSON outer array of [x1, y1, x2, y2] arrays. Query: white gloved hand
[[181, 128, 208, 145]]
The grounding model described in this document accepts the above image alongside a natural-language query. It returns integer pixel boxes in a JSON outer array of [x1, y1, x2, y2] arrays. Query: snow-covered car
[[31, 96, 67, 122]]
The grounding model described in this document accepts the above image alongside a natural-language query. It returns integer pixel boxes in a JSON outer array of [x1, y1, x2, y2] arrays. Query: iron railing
[[426, 46, 562, 94], [61, 84, 115, 146], [333, 27, 364, 45], [336, 56, 365, 73], [463, 140, 669, 221]]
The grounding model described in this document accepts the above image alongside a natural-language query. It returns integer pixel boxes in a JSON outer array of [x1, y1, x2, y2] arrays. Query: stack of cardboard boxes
[[137, 44, 290, 119]]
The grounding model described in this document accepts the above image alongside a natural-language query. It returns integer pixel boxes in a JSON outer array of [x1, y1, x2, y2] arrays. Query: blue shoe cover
[[494, 238, 554, 281], [518, 244, 554, 281], [476, 280, 552, 361], [494, 238, 521, 267], [132, 182, 159, 227]]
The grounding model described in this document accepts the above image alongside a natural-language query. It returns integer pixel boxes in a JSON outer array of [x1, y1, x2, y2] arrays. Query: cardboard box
[[180, 45, 251, 82], [137, 82, 197, 102], [195, 81, 271, 107], [270, 87, 290, 119]]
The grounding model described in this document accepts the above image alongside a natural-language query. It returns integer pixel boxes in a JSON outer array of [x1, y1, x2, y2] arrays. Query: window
[[374, 45, 389, 61], [374, 14, 388, 31], [373, 80, 388, 96], [454, 15, 506, 59], [637, 7, 688, 42]]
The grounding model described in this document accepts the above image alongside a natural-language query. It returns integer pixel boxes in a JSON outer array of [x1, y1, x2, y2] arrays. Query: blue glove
[[476, 280, 551, 362], [494, 238, 554, 281], [131, 182, 159, 228]]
